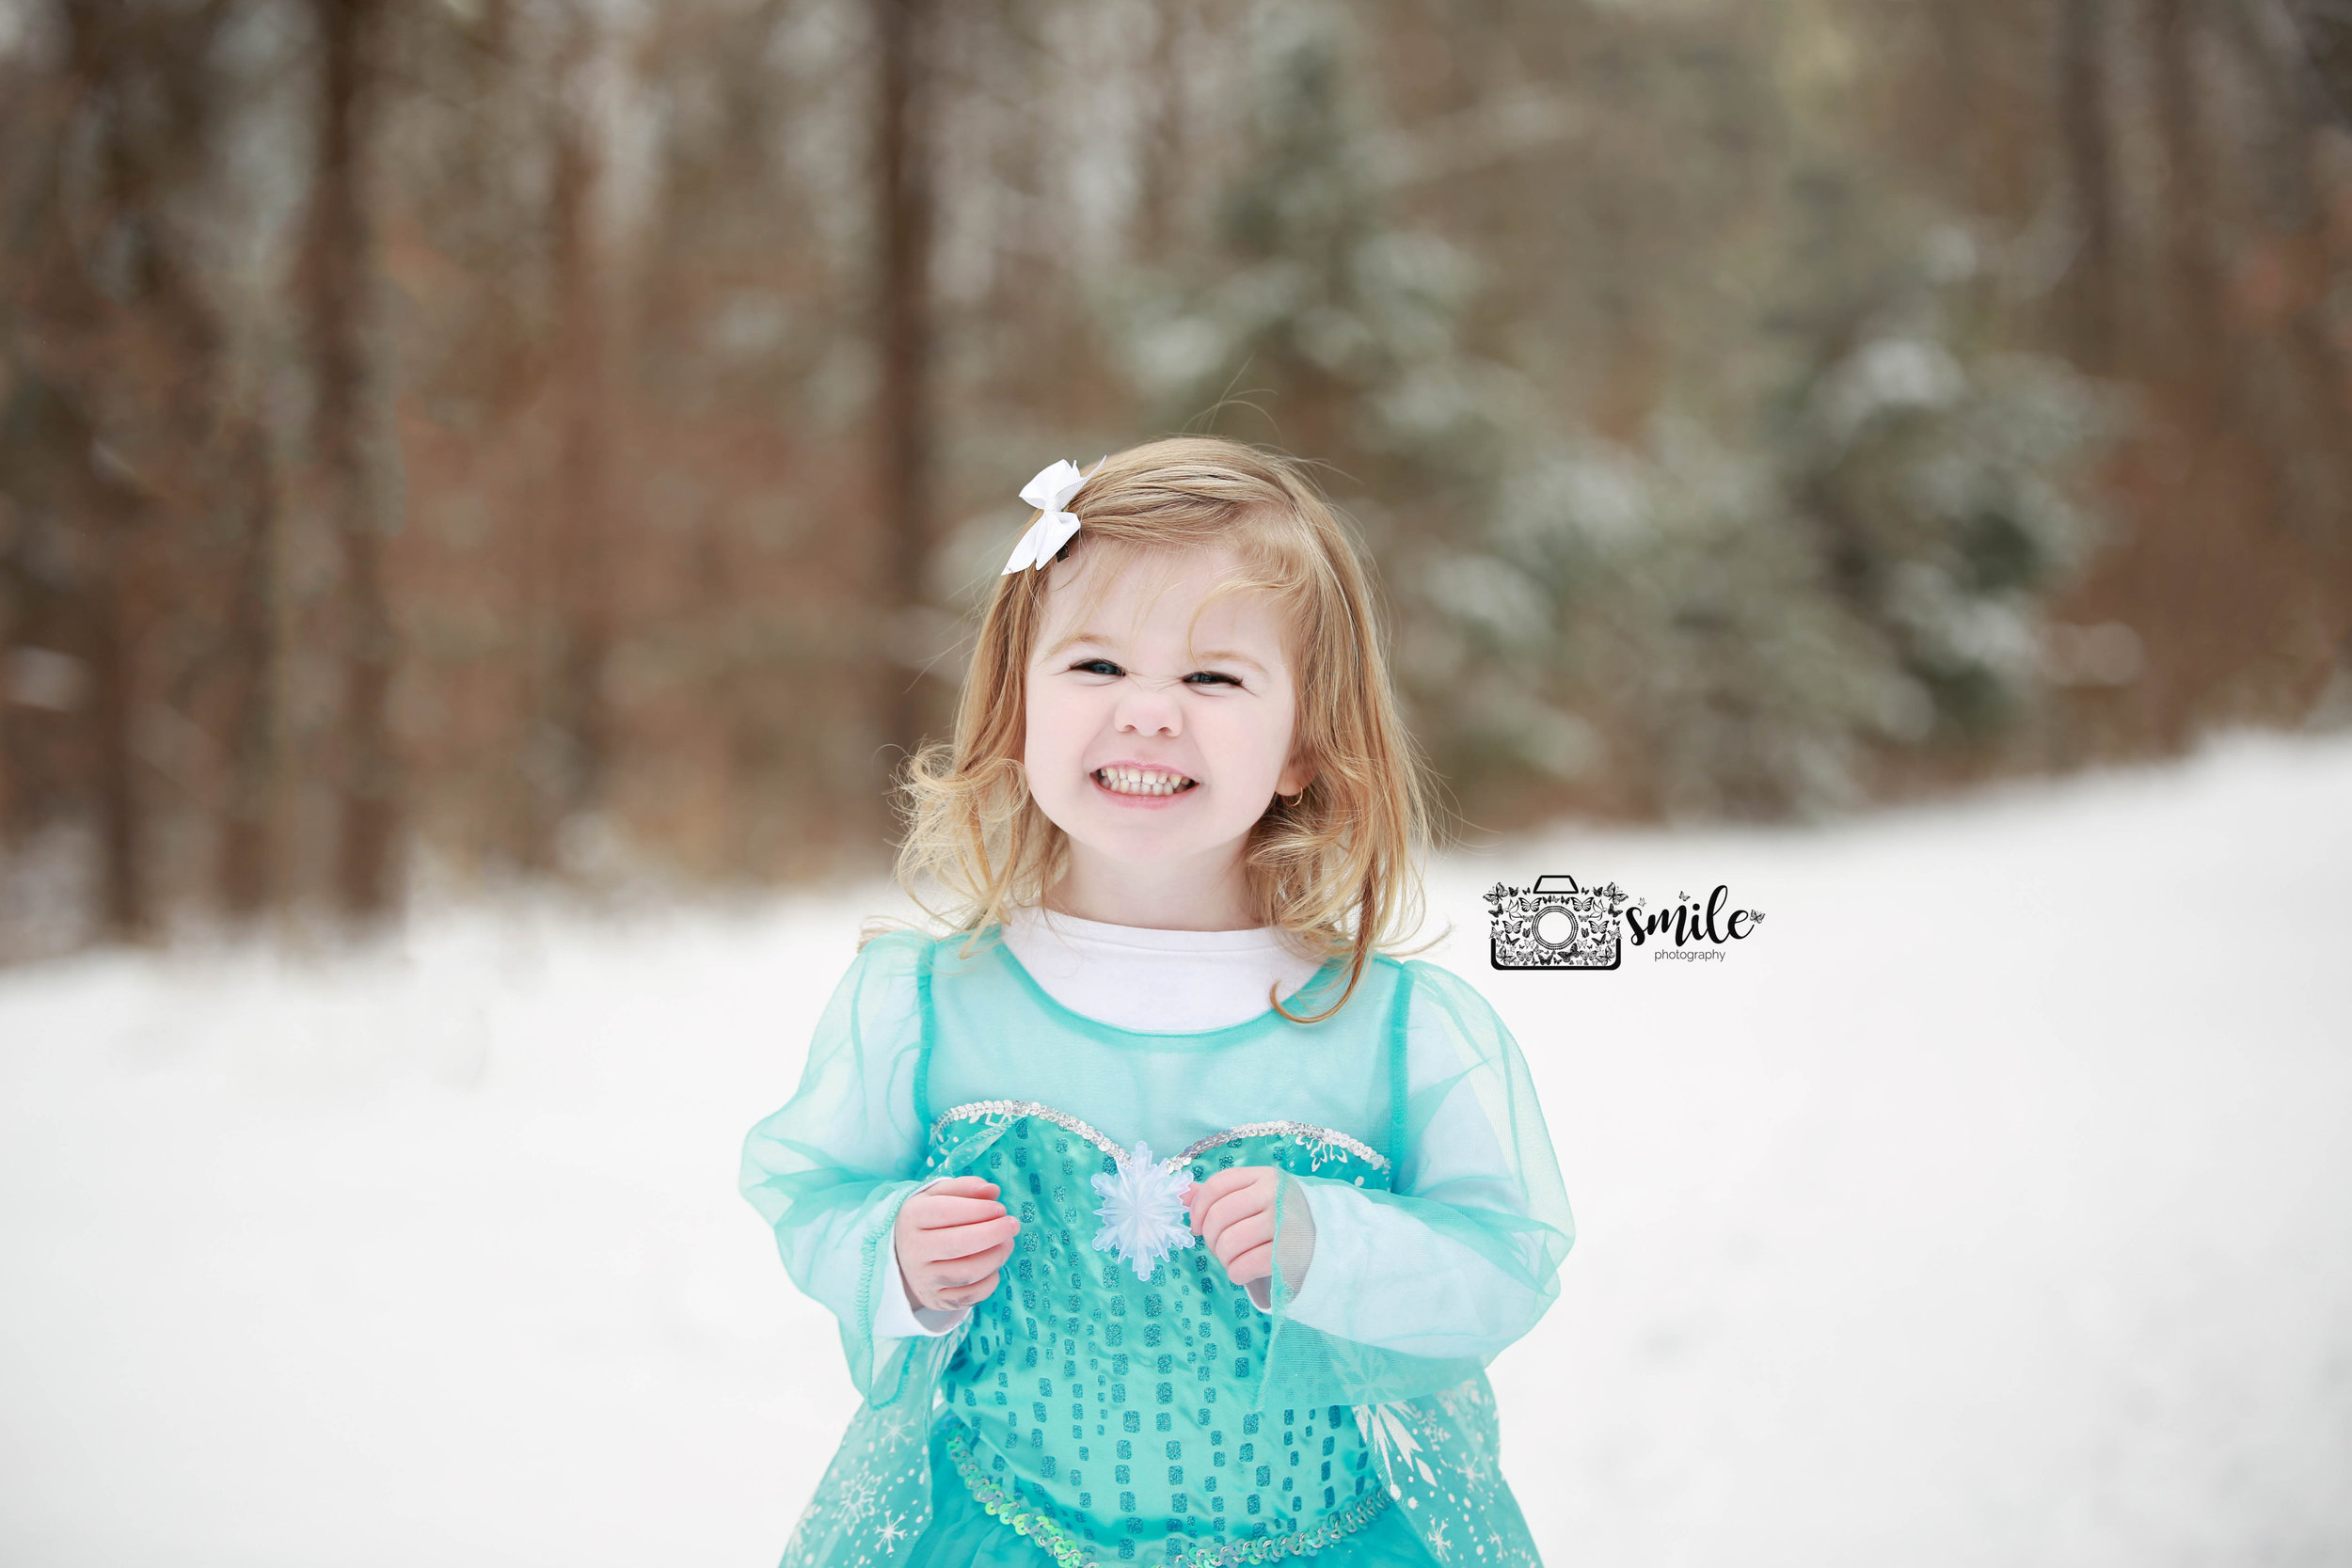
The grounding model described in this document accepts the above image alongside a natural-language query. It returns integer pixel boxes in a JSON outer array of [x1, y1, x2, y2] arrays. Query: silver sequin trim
[[1176, 1120, 1387, 1172], [931, 1100, 1389, 1174], [932, 1099, 1128, 1163]]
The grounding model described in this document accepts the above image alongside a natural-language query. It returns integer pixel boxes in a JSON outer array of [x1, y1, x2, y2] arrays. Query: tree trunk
[[2218, 0, 2352, 542], [1136, 0, 1193, 256], [2279, 0, 2352, 123], [874, 0, 935, 790], [218, 418, 284, 917], [540, 38, 613, 857], [2152, 0, 2225, 375], [87, 481, 151, 940], [307, 0, 401, 921], [2057, 0, 2118, 370]]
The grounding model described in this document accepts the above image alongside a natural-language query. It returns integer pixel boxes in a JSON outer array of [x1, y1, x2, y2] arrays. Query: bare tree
[[2153, 0, 2226, 372], [517, 16, 617, 867], [2, 0, 254, 939], [2218, 0, 2352, 537], [217, 417, 285, 917], [874, 0, 936, 788], [2058, 0, 2120, 369], [304, 0, 401, 919], [1135, 0, 1197, 255], [2278, 0, 2352, 121]]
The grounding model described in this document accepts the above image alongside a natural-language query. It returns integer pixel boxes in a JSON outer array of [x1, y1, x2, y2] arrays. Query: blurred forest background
[[1, 0, 2349, 960]]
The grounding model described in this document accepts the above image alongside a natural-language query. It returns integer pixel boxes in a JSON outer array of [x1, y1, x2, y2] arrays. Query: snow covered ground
[[3, 735, 2348, 1568]]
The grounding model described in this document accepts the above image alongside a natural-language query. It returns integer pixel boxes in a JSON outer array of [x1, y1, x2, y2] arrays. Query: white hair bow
[[1001, 458, 1100, 575]]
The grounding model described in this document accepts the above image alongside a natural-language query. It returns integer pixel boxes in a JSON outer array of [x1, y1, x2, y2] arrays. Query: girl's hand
[[1186, 1165, 1280, 1288], [895, 1177, 1021, 1313]]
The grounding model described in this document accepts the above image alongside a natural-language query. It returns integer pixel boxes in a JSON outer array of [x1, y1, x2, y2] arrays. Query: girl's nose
[[1114, 680, 1182, 737]]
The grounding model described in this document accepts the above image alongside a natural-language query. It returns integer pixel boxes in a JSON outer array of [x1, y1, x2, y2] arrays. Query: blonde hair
[[891, 436, 1432, 1023]]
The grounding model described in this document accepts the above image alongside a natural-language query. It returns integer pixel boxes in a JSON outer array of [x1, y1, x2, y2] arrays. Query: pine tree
[[1109, 2, 1597, 819], [1109, 3, 2110, 822]]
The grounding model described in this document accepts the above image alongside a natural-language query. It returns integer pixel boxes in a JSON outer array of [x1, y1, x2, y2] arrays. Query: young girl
[[741, 437, 1573, 1568]]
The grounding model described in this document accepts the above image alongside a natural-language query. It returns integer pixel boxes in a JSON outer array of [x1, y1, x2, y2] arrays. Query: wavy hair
[[889, 436, 1432, 1023]]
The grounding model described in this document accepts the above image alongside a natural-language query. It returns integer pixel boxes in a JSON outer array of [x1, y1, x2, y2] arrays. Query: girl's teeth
[[1098, 768, 1190, 795]]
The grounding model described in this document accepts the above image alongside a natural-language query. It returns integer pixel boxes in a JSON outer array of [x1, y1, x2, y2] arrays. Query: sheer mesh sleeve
[[1258, 958, 1573, 1407], [739, 930, 943, 1403]]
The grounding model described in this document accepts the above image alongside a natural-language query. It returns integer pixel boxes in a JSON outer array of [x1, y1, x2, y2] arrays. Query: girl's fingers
[[1185, 1168, 1263, 1234], [933, 1271, 1000, 1308], [1196, 1179, 1274, 1252], [1207, 1210, 1274, 1267], [908, 1214, 1021, 1265], [1221, 1242, 1273, 1285], [922, 1237, 1016, 1285], [913, 1236, 1009, 1307], [923, 1177, 1001, 1200], [908, 1193, 1010, 1228]]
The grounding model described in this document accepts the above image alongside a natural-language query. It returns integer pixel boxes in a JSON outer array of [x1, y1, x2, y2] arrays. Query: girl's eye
[[1064, 658, 1238, 686]]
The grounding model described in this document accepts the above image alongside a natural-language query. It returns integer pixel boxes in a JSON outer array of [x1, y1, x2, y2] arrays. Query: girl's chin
[[1045, 805, 1257, 862]]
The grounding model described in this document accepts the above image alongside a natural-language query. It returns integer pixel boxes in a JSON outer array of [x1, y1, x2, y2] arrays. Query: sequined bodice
[[927, 1103, 1393, 1568]]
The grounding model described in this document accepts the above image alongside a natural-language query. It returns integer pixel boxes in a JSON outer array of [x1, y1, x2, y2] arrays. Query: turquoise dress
[[740, 927, 1573, 1568]]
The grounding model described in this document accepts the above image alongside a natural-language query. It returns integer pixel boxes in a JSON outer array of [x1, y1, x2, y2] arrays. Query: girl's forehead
[[1037, 544, 1287, 644]]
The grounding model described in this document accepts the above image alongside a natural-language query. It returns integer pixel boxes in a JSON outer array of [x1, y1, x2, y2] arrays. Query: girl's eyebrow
[[1043, 631, 1117, 660], [1188, 648, 1268, 675]]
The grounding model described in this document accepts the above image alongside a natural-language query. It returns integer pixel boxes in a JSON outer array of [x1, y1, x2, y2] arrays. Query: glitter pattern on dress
[[931, 1110, 1391, 1567]]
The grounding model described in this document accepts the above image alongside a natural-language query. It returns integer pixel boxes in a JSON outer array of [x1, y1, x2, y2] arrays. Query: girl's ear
[[1276, 755, 1316, 800]]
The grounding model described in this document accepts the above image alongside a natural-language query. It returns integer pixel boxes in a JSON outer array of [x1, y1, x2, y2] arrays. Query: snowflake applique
[[1457, 1446, 1496, 1491], [834, 1468, 882, 1527], [1089, 1142, 1198, 1282]]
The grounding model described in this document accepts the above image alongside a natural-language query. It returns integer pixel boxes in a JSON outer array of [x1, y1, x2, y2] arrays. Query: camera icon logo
[[1486, 875, 1629, 971]]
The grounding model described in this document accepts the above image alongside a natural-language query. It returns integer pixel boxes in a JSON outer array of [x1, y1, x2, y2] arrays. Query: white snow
[[3, 734, 2348, 1567]]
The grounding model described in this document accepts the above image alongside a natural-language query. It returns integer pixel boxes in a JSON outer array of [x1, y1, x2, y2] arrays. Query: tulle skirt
[[905, 1420, 1441, 1568]]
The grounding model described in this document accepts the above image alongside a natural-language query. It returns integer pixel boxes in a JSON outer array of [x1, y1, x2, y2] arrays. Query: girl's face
[[1023, 545, 1311, 889]]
